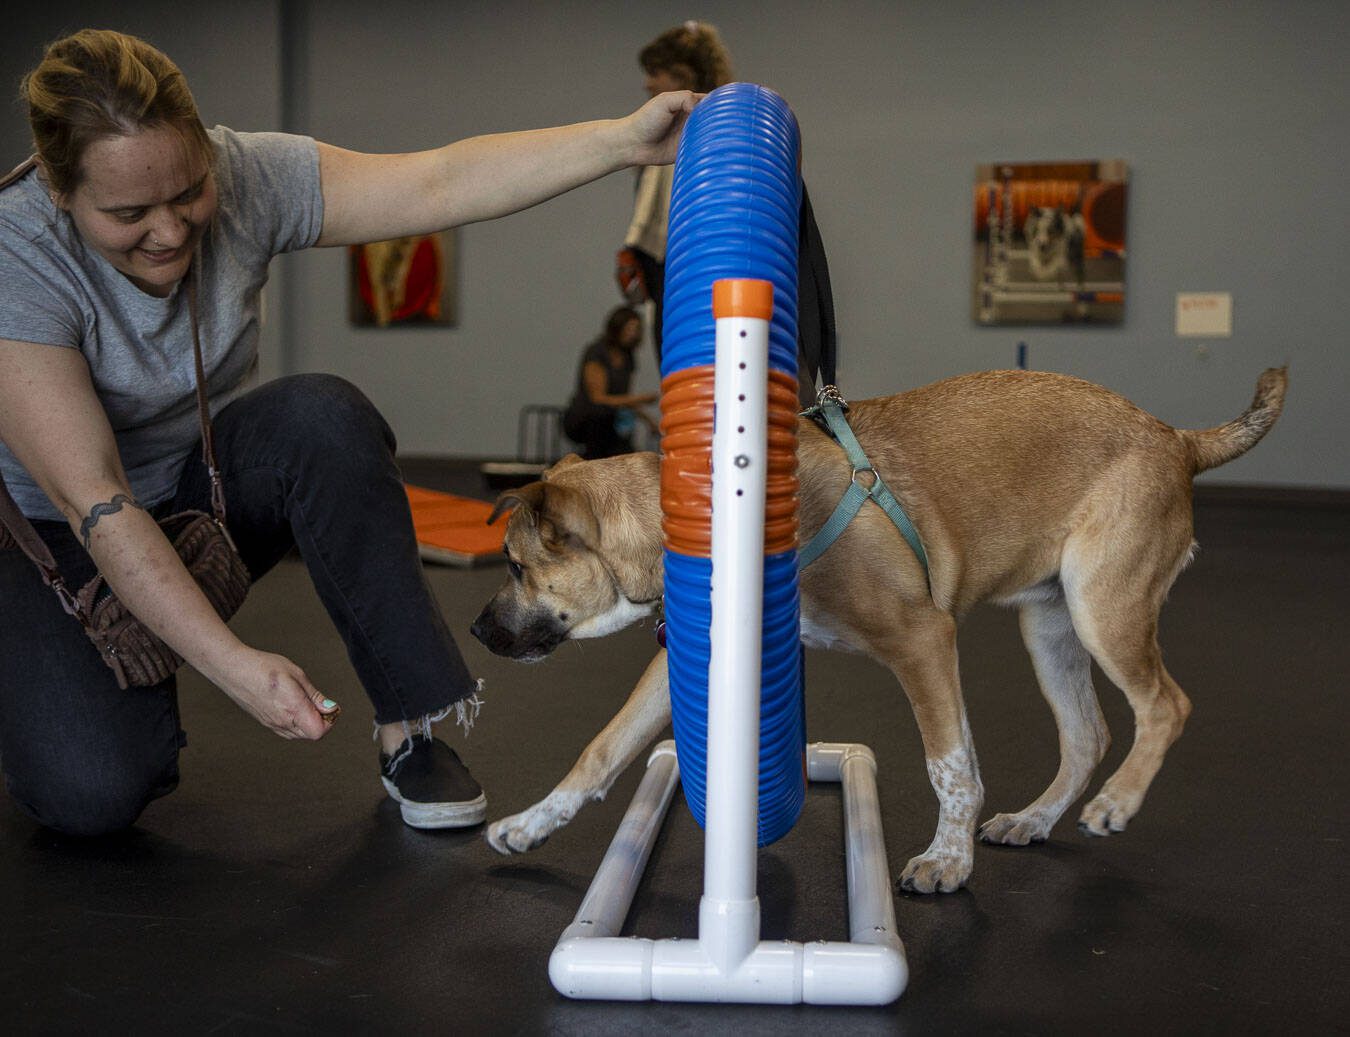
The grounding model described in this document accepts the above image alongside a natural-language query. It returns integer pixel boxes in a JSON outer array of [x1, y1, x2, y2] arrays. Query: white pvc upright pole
[[701, 279, 773, 974]]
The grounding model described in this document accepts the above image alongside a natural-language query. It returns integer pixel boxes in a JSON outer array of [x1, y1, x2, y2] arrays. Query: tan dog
[[471, 368, 1286, 893]]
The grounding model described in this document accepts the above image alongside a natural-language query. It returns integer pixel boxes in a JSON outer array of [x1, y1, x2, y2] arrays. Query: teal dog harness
[[655, 386, 929, 648], [797, 387, 930, 584]]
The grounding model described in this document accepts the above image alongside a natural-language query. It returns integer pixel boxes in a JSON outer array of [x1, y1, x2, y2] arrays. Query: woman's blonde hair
[[639, 21, 734, 93], [20, 28, 210, 197]]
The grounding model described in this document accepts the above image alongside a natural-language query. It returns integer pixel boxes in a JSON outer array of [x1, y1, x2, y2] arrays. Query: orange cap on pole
[[712, 278, 774, 320]]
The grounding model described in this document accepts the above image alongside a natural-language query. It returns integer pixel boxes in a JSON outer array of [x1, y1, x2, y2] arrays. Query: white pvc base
[[549, 741, 907, 1005]]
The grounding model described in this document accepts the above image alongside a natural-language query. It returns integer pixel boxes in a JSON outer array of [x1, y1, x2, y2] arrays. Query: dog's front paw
[[486, 809, 556, 855], [898, 849, 971, 894], [979, 810, 1054, 846], [486, 791, 586, 855], [1077, 791, 1134, 836]]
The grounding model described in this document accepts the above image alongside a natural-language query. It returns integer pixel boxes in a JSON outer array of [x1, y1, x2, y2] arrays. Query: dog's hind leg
[[1064, 535, 1195, 837], [486, 649, 671, 854], [980, 593, 1110, 845], [878, 610, 985, 893]]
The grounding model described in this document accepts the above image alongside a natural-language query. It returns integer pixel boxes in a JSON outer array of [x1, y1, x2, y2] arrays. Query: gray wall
[[5, 2, 1347, 488]]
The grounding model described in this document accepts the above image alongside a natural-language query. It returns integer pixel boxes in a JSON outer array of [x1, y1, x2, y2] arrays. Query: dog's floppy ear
[[532, 480, 601, 550], [487, 479, 600, 551], [542, 453, 584, 481], [488, 481, 546, 526]]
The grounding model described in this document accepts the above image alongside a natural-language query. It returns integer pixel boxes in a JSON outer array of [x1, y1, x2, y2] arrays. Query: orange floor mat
[[404, 484, 506, 566]]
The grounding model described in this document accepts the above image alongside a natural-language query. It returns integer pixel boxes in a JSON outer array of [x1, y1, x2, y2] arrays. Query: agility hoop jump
[[548, 84, 907, 1006]]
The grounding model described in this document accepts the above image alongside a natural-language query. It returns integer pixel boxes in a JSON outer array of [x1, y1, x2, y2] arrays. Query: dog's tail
[[1181, 366, 1288, 474]]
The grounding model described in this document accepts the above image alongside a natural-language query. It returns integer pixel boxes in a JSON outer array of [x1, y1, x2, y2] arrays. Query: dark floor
[[3, 461, 1347, 1035]]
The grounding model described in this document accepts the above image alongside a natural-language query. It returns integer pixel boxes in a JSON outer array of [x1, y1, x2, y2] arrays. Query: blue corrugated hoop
[[662, 83, 805, 846]]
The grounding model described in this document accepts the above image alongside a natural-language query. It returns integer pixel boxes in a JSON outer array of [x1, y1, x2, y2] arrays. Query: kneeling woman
[[0, 29, 697, 837]]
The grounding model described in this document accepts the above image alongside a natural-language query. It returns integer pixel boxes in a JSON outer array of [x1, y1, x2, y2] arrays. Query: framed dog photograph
[[348, 230, 458, 327], [973, 160, 1128, 325]]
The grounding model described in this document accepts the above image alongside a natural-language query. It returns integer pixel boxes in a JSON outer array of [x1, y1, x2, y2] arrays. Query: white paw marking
[[486, 791, 586, 854], [979, 810, 1054, 845], [899, 847, 973, 894]]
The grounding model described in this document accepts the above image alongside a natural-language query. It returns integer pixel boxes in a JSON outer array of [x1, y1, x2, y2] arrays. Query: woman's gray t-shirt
[[0, 126, 323, 520]]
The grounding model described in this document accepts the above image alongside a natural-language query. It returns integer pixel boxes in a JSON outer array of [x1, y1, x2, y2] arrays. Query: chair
[[480, 404, 565, 490]]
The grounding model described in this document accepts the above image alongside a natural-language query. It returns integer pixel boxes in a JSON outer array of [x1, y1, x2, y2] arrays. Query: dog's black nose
[[471, 608, 516, 656]]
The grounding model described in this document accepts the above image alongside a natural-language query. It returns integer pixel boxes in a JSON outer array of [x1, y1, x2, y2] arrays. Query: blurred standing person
[[619, 21, 733, 368]]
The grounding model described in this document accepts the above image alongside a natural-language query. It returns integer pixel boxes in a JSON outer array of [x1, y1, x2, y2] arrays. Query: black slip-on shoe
[[379, 735, 486, 829]]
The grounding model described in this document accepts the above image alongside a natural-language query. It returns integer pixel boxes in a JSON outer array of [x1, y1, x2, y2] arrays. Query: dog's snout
[[469, 608, 494, 647], [470, 602, 565, 662], [470, 605, 532, 658]]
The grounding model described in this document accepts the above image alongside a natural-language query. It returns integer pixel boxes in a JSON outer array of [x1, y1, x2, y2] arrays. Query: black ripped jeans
[[0, 374, 477, 836]]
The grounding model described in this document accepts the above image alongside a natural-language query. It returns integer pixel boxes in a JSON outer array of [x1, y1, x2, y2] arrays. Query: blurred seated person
[[562, 305, 657, 459]]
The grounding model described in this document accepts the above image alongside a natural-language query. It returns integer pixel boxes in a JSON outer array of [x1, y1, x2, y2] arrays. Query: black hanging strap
[[795, 182, 838, 407]]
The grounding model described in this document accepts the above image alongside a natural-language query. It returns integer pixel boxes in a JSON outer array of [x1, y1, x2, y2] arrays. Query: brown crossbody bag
[[0, 155, 251, 689]]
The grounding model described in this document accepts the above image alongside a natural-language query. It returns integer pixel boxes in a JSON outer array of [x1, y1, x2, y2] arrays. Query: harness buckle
[[816, 384, 850, 412], [851, 466, 877, 491]]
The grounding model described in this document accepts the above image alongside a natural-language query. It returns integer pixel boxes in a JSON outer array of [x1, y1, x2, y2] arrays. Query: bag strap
[[794, 183, 838, 406], [0, 231, 226, 623], [0, 463, 83, 615], [0, 155, 37, 192], [0, 155, 87, 615], [186, 270, 228, 526]]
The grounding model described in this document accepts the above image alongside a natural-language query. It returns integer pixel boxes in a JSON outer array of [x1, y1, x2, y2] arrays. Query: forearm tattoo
[[80, 494, 145, 549]]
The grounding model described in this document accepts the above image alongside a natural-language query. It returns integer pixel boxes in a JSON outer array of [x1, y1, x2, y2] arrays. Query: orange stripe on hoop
[[660, 366, 715, 557], [763, 370, 799, 554], [659, 365, 799, 558]]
